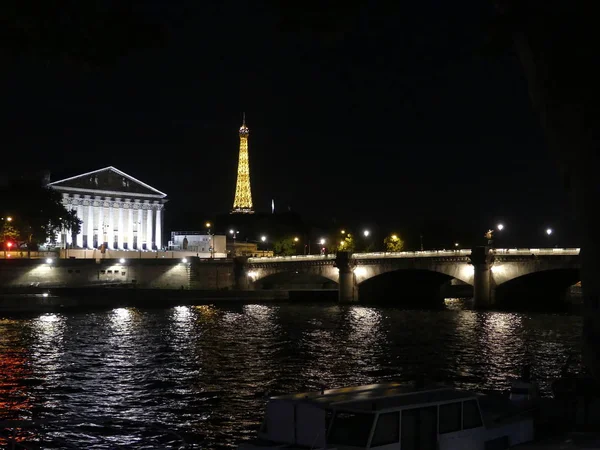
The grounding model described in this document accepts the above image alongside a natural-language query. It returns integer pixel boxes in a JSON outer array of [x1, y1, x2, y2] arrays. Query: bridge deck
[[247, 248, 580, 263]]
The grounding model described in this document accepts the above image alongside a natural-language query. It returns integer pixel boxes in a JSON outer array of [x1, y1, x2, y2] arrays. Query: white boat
[[238, 382, 537, 449]]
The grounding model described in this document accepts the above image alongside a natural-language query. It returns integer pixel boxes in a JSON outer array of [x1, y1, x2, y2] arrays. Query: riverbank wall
[[0, 258, 234, 290]]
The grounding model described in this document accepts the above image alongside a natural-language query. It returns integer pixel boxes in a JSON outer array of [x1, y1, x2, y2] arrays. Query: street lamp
[[293, 237, 299, 242], [6, 217, 12, 222], [319, 238, 326, 255], [229, 229, 239, 256], [497, 224, 504, 231], [260, 235, 267, 242], [206, 222, 214, 258], [363, 229, 370, 237], [455, 242, 459, 248], [546, 228, 553, 236]]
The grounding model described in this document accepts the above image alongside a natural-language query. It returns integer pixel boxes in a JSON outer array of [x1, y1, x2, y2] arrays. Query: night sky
[[2, 1, 575, 247]]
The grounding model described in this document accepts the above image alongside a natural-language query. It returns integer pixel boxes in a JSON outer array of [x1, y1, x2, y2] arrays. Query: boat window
[[439, 402, 462, 434], [462, 400, 483, 429], [371, 412, 399, 447], [401, 406, 437, 450], [328, 411, 373, 447]]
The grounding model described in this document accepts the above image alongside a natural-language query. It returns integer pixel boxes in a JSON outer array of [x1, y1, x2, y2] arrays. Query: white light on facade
[[182, 258, 188, 263], [119, 258, 126, 264], [45, 258, 53, 264]]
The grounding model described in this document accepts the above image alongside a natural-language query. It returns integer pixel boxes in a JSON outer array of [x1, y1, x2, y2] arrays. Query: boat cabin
[[243, 383, 534, 450]]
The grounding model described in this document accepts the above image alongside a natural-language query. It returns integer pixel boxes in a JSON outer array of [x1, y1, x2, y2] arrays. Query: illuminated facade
[[231, 113, 254, 213], [47, 166, 167, 250]]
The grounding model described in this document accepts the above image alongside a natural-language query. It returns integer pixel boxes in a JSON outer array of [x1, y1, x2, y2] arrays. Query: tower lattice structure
[[231, 113, 254, 213]]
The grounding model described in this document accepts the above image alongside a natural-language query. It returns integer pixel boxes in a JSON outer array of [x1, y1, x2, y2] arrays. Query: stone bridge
[[237, 247, 580, 306]]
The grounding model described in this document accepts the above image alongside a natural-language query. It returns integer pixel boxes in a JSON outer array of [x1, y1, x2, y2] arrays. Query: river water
[[0, 301, 581, 449]]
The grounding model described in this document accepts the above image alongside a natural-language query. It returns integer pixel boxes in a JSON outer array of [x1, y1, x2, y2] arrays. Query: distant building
[[169, 231, 226, 257], [227, 241, 273, 258], [47, 166, 167, 250]]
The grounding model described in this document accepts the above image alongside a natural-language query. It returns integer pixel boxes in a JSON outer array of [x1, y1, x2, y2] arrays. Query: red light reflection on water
[[0, 322, 36, 446]]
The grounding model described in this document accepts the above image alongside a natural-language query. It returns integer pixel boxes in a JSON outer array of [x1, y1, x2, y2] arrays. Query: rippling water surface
[[0, 301, 581, 448]]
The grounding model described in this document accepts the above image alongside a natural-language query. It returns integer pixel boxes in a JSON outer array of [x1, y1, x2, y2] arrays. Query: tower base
[[230, 208, 255, 214]]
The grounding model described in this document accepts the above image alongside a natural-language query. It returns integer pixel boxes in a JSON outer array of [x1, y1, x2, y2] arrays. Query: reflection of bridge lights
[[111, 307, 131, 323], [38, 313, 60, 323], [247, 271, 258, 279], [173, 305, 191, 321]]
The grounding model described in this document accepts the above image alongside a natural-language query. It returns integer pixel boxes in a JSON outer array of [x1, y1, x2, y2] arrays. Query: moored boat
[[238, 382, 537, 449]]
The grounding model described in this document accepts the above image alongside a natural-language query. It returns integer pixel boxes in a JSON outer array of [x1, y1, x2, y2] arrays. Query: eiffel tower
[[231, 113, 254, 214]]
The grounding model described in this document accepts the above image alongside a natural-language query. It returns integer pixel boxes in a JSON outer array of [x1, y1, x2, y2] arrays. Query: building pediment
[[47, 166, 167, 199]]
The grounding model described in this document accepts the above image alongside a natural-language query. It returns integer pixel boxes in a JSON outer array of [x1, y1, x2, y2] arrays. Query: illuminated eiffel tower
[[231, 113, 254, 214]]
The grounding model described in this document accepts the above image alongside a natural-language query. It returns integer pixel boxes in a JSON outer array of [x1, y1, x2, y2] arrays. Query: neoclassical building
[[48, 166, 167, 250]]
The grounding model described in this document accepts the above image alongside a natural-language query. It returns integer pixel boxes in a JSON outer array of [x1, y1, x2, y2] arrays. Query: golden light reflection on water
[[450, 311, 527, 390]]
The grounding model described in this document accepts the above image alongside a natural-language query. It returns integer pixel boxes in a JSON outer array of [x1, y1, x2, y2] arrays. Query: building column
[[66, 205, 73, 246], [155, 206, 162, 250], [117, 202, 124, 249], [137, 206, 144, 250], [146, 206, 153, 250], [128, 204, 134, 250], [335, 251, 357, 302], [107, 203, 114, 248], [470, 246, 495, 308], [74, 203, 82, 248], [87, 201, 94, 248]]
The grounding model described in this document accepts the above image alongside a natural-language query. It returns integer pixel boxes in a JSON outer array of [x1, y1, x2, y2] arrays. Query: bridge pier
[[335, 252, 357, 303], [470, 246, 495, 308], [233, 256, 252, 291]]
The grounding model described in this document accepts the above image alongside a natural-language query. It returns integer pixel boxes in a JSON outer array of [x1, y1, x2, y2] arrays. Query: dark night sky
[[2, 1, 576, 247]]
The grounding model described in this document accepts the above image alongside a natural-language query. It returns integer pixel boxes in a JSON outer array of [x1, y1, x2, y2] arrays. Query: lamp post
[[2, 216, 13, 259], [206, 222, 214, 258], [319, 238, 326, 255], [229, 229, 239, 256]]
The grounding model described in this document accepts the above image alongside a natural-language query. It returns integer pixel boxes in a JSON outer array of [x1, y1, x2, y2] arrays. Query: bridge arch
[[494, 267, 580, 308], [247, 262, 339, 290], [353, 259, 475, 304]]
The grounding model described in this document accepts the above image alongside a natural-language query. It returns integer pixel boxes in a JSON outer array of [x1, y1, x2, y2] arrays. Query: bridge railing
[[247, 248, 580, 263], [353, 249, 472, 259], [248, 254, 337, 263], [493, 248, 580, 256]]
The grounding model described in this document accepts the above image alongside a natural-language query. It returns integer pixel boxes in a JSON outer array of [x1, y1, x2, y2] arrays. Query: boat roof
[[269, 382, 477, 412]]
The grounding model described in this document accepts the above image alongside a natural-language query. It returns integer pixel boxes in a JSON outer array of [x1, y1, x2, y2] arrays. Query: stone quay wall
[[0, 258, 235, 291]]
